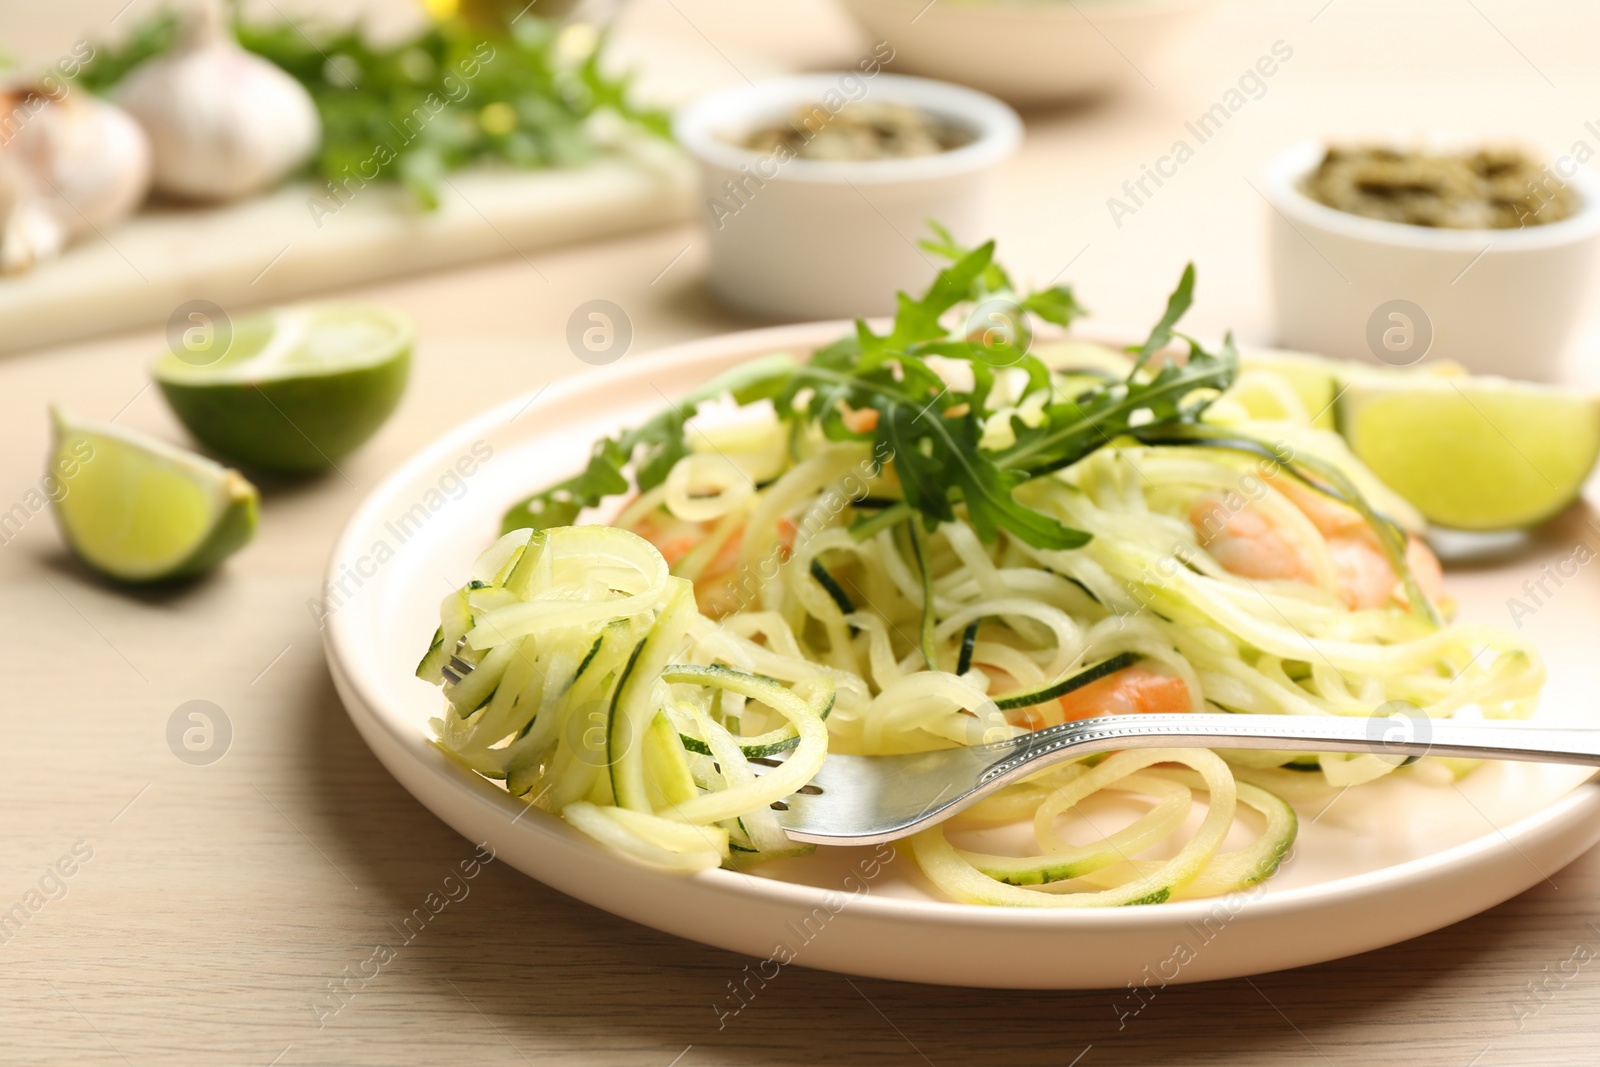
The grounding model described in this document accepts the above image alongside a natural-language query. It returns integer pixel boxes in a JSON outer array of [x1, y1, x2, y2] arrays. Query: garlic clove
[[0, 85, 152, 273], [0, 168, 66, 274], [115, 1, 321, 203], [37, 93, 153, 231]]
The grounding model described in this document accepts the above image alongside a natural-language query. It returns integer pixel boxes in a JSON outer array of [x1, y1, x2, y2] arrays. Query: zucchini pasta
[[419, 236, 1543, 905]]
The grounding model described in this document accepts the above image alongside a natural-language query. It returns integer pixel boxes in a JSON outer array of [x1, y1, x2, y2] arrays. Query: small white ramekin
[[1265, 140, 1600, 382], [673, 73, 1022, 322]]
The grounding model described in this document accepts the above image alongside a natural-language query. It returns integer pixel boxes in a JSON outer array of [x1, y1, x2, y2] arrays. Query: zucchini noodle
[[421, 344, 1544, 907]]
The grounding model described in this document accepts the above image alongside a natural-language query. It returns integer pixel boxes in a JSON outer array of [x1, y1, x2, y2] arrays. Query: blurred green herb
[[76, 11, 670, 208], [73, 12, 180, 92]]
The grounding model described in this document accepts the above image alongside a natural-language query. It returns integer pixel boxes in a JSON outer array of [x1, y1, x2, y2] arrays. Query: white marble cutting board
[[0, 143, 695, 355]]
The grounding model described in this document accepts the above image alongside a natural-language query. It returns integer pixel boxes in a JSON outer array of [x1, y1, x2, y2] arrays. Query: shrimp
[[1190, 478, 1445, 611], [627, 509, 706, 568], [839, 404, 879, 434], [1188, 496, 1320, 584], [629, 507, 796, 617], [1005, 664, 1193, 731]]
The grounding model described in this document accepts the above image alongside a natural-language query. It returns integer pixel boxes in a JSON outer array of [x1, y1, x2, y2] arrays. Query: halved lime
[[1237, 349, 1340, 428], [1033, 339, 1134, 376], [1236, 348, 1469, 430], [49, 409, 258, 581], [1338, 377, 1600, 530], [153, 302, 412, 473]]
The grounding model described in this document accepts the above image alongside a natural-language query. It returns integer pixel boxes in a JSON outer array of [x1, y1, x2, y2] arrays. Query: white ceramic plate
[[323, 321, 1600, 989]]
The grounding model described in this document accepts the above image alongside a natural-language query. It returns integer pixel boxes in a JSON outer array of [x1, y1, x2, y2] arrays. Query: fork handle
[[978, 713, 1600, 788]]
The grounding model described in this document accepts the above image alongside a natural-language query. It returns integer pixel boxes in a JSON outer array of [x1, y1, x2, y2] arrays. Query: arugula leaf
[[498, 420, 651, 534], [498, 229, 1234, 555], [920, 222, 1012, 294], [870, 241, 999, 356], [498, 354, 796, 534], [1020, 286, 1087, 328], [998, 329, 1238, 477], [875, 393, 1087, 550], [1130, 263, 1195, 371]]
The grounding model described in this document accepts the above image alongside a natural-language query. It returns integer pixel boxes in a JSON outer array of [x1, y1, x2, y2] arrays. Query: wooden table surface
[[7, 0, 1600, 1064]]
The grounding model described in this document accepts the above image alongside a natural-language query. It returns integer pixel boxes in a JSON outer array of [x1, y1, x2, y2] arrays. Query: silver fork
[[757, 713, 1600, 845]]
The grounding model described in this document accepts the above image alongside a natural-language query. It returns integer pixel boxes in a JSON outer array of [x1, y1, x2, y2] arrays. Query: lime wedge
[[1236, 348, 1469, 430], [1033, 339, 1134, 376], [153, 302, 412, 473], [1337, 377, 1600, 530], [1237, 349, 1340, 428], [49, 409, 258, 581]]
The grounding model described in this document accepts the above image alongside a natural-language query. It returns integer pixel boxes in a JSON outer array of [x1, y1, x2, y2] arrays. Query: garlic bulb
[[0, 86, 152, 274], [116, 0, 321, 202]]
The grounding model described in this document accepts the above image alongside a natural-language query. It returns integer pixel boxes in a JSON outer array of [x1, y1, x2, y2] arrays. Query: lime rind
[[151, 303, 411, 385], [151, 302, 413, 473]]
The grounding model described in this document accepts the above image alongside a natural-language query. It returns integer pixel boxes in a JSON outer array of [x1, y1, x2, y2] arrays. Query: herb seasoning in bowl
[[674, 72, 1021, 321], [1303, 145, 1578, 230], [737, 102, 974, 161], [1266, 140, 1600, 382]]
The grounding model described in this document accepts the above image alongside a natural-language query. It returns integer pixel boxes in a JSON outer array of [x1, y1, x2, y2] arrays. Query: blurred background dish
[[836, 0, 1219, 107], [674, 72, 1021, 321], [0, 1, 688, 354], [1266, 139, 1600, 383]]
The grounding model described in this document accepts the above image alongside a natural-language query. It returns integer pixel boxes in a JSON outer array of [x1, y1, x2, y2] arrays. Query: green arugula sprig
[[780, 235, 1089, 549], [501, 233, 1240, 548], [993, 265, 1239, 480], [499, 354, 794, 533]]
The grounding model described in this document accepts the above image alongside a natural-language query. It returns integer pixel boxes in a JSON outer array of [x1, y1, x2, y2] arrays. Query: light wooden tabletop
[[7, 0, 1600, 1064]]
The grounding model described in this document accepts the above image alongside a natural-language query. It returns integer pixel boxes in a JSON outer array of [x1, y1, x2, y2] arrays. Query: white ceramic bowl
[[673, 73, 1021, 322], [1265, 140, 1600, 382], [838, 0, 1217, 106]]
